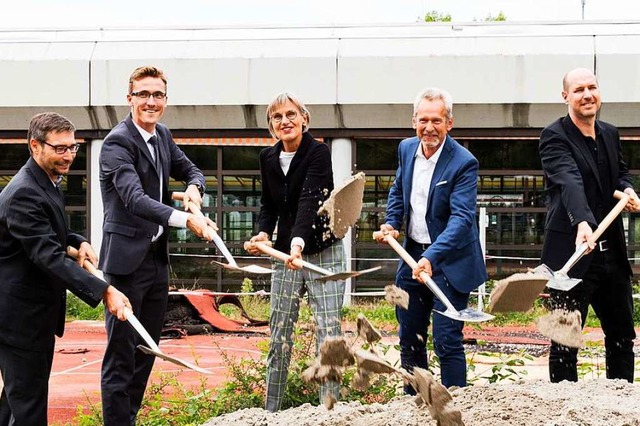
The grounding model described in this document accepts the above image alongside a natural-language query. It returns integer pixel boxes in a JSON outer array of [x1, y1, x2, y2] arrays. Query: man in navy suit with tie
[[375, 87, 487, 390], [99, 66, 216, 425]]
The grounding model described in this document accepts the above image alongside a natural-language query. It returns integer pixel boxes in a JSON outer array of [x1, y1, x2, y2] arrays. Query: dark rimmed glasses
[[42, 141, 81, 154], [130, 91, 167, 100]]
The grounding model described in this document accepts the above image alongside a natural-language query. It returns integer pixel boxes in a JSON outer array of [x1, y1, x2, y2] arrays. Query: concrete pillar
[[89, 138, 104, 254], [331, 138, 354, 306]]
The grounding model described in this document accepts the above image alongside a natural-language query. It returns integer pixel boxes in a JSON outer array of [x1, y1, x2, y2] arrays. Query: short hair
[[265, 92, 310, 139], [413, 87, 453, 119], [128, 66, 167, 94], [27, 112, 76, 154]]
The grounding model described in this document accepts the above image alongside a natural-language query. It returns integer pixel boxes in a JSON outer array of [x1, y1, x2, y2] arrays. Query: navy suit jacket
[[99, 115, 205, 275], [0, 158, 108, 351], [539, 115, 632, 278], [385, 135, 487, 293]]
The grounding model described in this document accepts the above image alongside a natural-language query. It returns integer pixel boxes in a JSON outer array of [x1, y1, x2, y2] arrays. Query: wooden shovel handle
[[372, 230, 459, 312], [171, 191, 216, 241], [243, 240, 301, 265], [243, 240, 336, 275], [372, 231, 422, 271], [66, 246, 101, 277], [591, 190, 629, 242]]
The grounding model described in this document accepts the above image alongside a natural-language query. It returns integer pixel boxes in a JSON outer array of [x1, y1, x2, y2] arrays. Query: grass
[[66, 292, 104, 321]]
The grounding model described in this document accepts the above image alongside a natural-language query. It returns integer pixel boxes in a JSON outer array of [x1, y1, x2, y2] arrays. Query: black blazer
[[99, 115, 205, 275], [257, 132, 338, 254], [0, 158, 108, 351], [539, 115, 633, 278]]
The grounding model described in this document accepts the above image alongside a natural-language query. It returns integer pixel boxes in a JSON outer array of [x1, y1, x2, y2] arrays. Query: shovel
[[67, 247, 212, 375], [532, 190, 630, 291], [172, 192, 272, 275], [243, 241, 381, 282], [372, 230, 494, 322]]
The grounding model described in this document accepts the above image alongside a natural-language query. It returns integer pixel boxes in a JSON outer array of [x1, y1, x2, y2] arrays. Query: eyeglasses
[[42, 141, 81, 154], [270, 110, 298, 124], [130, 91, 167, 100]]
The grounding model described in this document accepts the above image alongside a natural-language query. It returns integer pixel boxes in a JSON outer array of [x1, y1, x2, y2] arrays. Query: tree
[[423, 10, 452, 22], [483, 11, 507, 21]]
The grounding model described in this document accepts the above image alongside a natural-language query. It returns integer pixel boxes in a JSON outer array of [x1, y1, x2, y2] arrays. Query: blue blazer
[[99, 115, 205, 275], [385, 135, 487, 293]]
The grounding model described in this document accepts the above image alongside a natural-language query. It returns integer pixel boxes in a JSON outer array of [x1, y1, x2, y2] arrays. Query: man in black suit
[[540, 67, 640, 383], [99, 66, 215, 425], [0, 112, 130, 426]]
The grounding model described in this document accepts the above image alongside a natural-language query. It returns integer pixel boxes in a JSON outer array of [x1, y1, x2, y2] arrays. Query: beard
[[420, 137, 442, 150]]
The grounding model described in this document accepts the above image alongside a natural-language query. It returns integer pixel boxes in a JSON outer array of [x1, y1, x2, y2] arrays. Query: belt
[[407, 238, 431, 251], [596, 240, 609, 252]]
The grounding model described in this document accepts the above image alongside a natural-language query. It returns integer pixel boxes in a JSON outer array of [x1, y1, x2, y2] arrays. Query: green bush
[[66, 292, 104, 321]]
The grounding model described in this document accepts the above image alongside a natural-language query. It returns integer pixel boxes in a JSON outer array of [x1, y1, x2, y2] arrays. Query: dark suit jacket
[[0, 158, 108, 351], [385, 135, 487, 293], [257, 131, 338, 254], [99, 115, 205, 275], [539, 115, 633, 278]]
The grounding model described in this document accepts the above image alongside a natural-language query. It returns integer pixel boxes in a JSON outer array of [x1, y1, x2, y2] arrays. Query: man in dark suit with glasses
[[99, 66, 215, 425], [0, 112, 130, 426]]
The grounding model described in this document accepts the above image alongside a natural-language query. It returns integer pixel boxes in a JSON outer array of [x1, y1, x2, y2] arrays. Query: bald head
[[562, 67, 601, 123], [563, 68, 597, 92]]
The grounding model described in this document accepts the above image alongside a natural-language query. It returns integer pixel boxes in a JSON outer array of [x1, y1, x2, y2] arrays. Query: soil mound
[[201, 379, 640, 426]]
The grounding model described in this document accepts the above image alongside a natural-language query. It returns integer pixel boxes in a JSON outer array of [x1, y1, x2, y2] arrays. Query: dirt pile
[[201, 379, 640, 426]]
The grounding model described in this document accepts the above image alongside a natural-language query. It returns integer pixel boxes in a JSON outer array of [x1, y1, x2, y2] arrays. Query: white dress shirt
[[278, 150, 305, 250], [408, 138, 445, 244]]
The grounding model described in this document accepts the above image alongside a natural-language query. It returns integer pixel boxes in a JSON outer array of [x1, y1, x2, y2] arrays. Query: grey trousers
[[265, 240, 346, 412]]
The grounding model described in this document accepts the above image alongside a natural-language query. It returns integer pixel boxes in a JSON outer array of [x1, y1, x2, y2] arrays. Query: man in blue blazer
[[375, 87, 487, 389], [99, 66, 215, 425]]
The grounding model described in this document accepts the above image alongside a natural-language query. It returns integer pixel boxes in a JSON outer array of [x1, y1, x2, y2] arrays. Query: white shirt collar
[[132, 121, 156, 143], [414, 136, 446, 164]]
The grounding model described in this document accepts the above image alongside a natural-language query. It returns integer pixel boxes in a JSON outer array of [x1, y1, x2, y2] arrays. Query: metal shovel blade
[[211, 260, 273, 275], [545, 272, 582, 292], [530, 263, 582, 291], [530, 264, 554, 279], [126, 309, 212, 375], [137, 345, 212, 375], [435, 307, 495, 322], [314, 265, 382, 282]]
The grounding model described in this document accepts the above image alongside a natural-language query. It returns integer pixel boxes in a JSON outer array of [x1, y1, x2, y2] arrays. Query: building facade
[[0, 21, 639, 292]]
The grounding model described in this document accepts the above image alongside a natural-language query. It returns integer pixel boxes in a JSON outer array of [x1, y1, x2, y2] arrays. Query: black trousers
[[548, 247, 635, 383], [0, 341, 54, 426], [101, 246, 169, 426]]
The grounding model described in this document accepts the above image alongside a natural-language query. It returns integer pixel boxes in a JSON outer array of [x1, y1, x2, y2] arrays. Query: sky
[[2, 0, 640, 29]]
